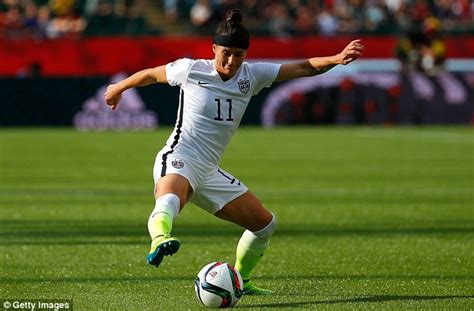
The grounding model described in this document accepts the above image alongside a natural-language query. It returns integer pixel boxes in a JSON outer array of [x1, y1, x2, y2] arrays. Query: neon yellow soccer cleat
[[146, 234, 180, 268], [242, 280, 273, 296]]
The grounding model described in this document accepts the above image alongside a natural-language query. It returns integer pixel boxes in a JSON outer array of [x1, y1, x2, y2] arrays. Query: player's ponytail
[[213, 9, 250, 50]]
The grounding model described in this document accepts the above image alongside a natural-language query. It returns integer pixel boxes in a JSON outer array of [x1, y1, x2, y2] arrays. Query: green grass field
[[1, 127, 473, 310]]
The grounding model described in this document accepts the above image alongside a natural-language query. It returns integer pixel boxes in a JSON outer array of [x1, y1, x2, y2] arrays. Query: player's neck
[[218, 72, 232, 82]]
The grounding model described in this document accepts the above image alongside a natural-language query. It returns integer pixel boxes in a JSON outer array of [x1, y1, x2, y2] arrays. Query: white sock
[[147, 193, 180, 240]]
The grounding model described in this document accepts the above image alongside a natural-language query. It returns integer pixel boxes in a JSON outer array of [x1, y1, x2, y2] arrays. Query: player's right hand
[[338, 39, 364, 65], [104, 84, 122, 110]]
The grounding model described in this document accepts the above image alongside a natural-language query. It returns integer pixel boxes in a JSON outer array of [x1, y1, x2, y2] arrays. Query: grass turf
[[0, 127, 473, 310]]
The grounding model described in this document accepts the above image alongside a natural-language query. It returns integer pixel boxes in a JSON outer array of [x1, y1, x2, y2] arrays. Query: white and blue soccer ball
[[194, 262, 244, 308]]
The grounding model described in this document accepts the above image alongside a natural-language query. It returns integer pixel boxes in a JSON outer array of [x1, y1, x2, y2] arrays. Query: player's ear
[[212, 44, 218, 54]]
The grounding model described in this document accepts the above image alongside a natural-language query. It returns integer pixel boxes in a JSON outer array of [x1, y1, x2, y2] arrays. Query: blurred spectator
[[190, 0, 214, 29], [36, 5, 52, 37], [84, 0, 148, 36], [23, 1, 38, 34], [396, 17, 446, 75], [365, 1, 397, 34], [84, 0, 115, 35], [51, 0, 75, 16], [316, 6, 338, 36], [293, 5, 315, 35], [434, 0, 472, 31], [17, 61, 43, 78], [335, 0, 365, 34], [116, 0, 148, 35], [264, 3, 292, 37], [240, 0, 262, 34], [2, 4, 24, 38], [410, 0, 432, 24], [162, 0, 193, 23], [47, 7, 86, 38]]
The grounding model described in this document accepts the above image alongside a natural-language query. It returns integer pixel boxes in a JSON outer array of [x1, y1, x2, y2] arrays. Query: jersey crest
[[172, 159, 184, 169], [238, 79, 250, 94]]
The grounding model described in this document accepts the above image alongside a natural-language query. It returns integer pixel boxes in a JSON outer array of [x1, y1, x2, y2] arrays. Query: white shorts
[[153, 152, 248, 214]]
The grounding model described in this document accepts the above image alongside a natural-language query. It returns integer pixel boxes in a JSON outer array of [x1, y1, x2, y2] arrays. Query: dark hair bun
[[226, 9, 242, 23]]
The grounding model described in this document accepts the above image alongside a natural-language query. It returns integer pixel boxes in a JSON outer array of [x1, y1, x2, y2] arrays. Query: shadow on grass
[[240, 295, 474, 308], [0, 220, 472, 244], [260, 274, 474, 282], [2, 275, 195, 284], [3, 274, 472, 284]]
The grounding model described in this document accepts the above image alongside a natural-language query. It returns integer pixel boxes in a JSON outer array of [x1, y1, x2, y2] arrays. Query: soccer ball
[[194, 262, 243, 308]]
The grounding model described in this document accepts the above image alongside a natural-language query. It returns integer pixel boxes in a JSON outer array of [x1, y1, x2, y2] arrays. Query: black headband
[[213, 34, 249, 50]]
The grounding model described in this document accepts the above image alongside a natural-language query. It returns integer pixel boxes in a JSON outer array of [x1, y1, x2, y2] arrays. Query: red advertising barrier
[[1, 36, 473, 76]]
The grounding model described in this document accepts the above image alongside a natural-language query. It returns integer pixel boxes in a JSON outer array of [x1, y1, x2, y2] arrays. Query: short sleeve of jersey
[[250, 62, 281, 96], [166, 58, 194, 87]]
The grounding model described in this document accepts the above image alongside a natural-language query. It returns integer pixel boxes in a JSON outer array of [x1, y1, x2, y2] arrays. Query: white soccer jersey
[[160, 58, 280, 172]]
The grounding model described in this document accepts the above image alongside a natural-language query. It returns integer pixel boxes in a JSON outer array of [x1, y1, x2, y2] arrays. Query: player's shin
[[148, 193, 180, 240], [234, 214, 276, 281]]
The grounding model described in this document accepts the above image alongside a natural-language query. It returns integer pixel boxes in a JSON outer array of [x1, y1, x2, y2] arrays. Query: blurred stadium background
[[0, 0, 473, 128]]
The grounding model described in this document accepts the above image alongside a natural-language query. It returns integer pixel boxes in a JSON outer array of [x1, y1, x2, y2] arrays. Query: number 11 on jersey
[[214, 98, 233, 121]]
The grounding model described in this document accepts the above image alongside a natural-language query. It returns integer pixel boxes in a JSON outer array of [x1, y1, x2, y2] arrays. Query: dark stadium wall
[[0, 78, 268, 126], [0, 75, 472, 127]]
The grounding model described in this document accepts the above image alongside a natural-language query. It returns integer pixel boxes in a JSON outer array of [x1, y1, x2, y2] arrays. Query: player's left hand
[[338, 39, 364, 65]]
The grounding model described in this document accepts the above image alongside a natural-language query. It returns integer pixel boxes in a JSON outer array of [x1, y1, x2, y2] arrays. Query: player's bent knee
[[253, 213, 276, 238]]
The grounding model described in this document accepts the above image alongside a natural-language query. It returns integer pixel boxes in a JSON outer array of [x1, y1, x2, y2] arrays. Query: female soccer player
[[105, 9, 363, 295]]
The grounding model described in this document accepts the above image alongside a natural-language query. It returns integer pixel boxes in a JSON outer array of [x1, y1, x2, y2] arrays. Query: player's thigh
[[190, 167, 247, 213], [215, 191, 273, 232], [155, 174, 192, 209]]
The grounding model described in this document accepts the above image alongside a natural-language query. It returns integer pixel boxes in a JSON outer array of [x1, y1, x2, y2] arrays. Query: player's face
[[213, 44, 247, 80]]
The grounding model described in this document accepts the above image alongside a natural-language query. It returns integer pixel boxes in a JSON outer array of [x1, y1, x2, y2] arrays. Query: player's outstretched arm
[[276, 39, 364, 82], [104, 65, 167, 110]]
